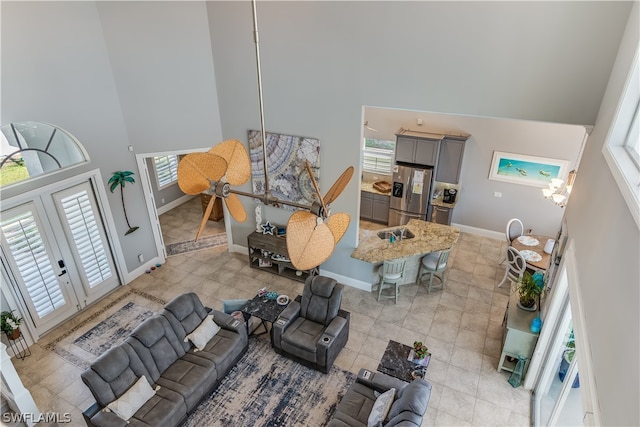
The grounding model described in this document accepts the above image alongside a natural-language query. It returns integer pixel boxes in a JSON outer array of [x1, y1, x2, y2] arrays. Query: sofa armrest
[[271, 300, 301, 349], [355, 368, 408, 394], [85, 407, 128, 427]]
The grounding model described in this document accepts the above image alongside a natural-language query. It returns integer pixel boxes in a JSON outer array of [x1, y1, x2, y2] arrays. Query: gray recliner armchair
[[271, 275, 350, 374]]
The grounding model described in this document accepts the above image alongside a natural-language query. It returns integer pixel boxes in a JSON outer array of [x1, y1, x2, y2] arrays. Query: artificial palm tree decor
[[109, 171, 139, 235]]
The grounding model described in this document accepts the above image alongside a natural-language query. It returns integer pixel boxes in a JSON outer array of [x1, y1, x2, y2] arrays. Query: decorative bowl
[[265, 291, 278, 301], [276, 295, 290, 306]]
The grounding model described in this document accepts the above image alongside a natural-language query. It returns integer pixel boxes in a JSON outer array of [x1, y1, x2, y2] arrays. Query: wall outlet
[[417, 118, 423, 126], [493, 192, 502, 198], [161, 198, 165, 204], [138, 253, 144, 263]]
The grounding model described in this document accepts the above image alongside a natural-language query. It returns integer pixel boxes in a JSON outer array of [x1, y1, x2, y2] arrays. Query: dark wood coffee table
[[377, 340, 431, 382], [241, 295, 290, 336]]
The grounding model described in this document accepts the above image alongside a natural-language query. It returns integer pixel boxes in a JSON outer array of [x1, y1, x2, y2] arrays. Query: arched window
[[0, 121, 90, 187]]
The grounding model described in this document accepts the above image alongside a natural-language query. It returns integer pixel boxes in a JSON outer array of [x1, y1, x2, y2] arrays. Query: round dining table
[[510, 234, 553, 271]]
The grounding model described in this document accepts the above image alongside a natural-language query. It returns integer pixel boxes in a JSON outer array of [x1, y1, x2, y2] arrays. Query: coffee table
[[377, 340, 431, 382], [241, 294, 290, 336]]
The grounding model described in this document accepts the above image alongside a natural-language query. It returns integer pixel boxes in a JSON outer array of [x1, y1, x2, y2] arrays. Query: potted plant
[[412, 341, 429, 360], [515, 271, 543, 311], [1, 310, 23, 340]]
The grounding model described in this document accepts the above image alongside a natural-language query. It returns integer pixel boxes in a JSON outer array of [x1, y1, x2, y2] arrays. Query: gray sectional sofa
[[329, 369, 432, 427], [81, 292, 248, 427]]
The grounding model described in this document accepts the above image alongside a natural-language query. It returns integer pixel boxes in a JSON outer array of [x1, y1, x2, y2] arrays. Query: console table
[[247, 231, 318, 283], [497, 292, 540, 377]]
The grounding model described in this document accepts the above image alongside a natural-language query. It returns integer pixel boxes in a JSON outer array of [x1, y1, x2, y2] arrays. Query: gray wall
[[207, 1, 630, 282], [564, 3, 639, 424], [1, 1, 223, 272]]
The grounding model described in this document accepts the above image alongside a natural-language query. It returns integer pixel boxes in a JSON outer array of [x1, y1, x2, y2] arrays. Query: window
[[362, 138, 395, 174], [602, 48, 640, 227], [153, 155, 179, 188], [0, 121, 89, 188]]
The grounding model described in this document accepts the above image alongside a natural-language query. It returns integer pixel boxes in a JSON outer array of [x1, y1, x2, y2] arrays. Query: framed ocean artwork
[[488, 151, 570, 188]]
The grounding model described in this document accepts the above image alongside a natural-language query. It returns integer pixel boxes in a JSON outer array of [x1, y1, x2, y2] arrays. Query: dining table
[[511, 234, 553, 272]]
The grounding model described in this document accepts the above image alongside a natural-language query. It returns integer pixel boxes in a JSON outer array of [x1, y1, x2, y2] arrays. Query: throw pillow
[[367, 387, 396, 427], [184, 315, 220, 351], [106, 375, 155, 421], [222, 299, 250, 314]]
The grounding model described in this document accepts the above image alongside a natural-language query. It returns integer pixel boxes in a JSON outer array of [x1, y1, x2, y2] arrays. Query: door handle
[[58, 269, 67, 277]]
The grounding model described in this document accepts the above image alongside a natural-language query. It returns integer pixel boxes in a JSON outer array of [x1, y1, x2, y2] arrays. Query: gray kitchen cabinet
[[372, 194, 390, 224], [395, 134, 439, 166], [360, 192, 374, 220], [431, 205, 453, 225], [435, 137, 466, 184], [360, 191, 390, 224]]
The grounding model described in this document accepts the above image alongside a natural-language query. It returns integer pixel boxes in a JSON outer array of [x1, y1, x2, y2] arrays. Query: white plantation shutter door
[[53, 182, 118, 295], [0, 207, 66, 318], [59, 190, 112, 287]]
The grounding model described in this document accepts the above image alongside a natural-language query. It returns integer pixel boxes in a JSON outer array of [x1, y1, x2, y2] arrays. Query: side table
[[377, 340, 431, 382], [241, 295, 290, 336], [5, 332, 31, 360]]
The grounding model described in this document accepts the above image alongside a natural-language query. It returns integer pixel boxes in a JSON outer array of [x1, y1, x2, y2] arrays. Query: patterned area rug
[[165, 233, 227, 256], [73, 302, 154, 357], [44, 289, 165, 370], [184, 338, 355, 427]]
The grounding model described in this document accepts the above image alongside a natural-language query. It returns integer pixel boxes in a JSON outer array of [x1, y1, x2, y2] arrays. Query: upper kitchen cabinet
[[435, 136, 468, 184], [394, 129, 444, 166]]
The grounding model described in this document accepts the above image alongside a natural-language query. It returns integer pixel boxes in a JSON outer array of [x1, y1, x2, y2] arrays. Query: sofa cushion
[[164, 292, 208, 333], [129, 386, 185, 427], [106, 375, 156, 421], [191, 328, 245, 375], [387, 379, 431, 420], [127, 315, 186, 381], [156, 357, 217, 412], [81, 344, 152, 408], [281, 317, 325, 360], [300, 276, 342, 326], [331, 382, 376, 426], [184, 315, 220, 351], [367, 388, 395, 427]]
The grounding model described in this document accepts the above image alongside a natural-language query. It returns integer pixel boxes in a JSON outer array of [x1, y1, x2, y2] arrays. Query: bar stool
[[376, 258, 407, 304], [417, 249, 451, 293]]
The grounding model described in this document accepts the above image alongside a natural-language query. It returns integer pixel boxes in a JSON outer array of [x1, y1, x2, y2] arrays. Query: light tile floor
[[6, 204, 531, 426]]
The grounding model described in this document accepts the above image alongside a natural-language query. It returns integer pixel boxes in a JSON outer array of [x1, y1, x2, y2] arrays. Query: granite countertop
[[351, 219, 460, 263], [360, 182, 391, 196], [430, 196, 456, 209]]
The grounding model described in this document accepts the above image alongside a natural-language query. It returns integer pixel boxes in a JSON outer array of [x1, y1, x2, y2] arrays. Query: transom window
[[153, 155, 179, 188], [362, 138, 395, 175], [0, 121, 89, 188]]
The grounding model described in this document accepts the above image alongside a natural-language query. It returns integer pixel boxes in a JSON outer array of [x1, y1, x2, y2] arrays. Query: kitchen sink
[[377, 228, 415, 240]]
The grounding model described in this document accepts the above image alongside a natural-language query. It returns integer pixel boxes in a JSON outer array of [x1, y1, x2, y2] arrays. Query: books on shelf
[[407, 349, 431, 368]]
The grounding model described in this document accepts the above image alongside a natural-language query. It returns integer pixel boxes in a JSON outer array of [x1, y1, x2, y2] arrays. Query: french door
[[1, 180, 120, 335]]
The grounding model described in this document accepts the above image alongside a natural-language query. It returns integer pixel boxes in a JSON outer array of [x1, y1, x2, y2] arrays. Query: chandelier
[[542, 170, 577, 207]]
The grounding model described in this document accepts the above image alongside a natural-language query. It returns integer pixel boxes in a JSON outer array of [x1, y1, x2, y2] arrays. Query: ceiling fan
[[176, 0, 353, 271]]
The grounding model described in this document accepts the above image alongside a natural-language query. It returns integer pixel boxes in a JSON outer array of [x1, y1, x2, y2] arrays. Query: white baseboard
[[318, 269, 372, 292], [124, 257, 163, 284], [157, 194, 195, 215], [452, 223, 504, 241], [231, 244, 249, 255]]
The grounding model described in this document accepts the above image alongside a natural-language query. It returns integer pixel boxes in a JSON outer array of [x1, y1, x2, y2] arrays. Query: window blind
[[154, 155, 179, 188]]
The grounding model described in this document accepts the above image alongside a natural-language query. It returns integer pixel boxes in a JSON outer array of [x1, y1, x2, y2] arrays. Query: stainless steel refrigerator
[[388, 164, 433, 226]]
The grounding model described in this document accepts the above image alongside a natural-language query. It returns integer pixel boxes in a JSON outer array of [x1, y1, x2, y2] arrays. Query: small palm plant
[[108, 171, 139, 235]]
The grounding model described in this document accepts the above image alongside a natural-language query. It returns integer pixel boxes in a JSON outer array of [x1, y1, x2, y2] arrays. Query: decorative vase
[[7, 327, 21, 340]]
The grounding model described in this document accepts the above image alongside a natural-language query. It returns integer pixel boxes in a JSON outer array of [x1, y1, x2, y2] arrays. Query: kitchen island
[[352, 219, 460, 286]]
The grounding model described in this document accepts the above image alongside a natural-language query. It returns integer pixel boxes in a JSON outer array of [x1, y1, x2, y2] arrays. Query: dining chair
[[376, 258, 407, 304], [417, 249, 451, 293], [500, 218, 524, 264], [497, 246, 526, 288]]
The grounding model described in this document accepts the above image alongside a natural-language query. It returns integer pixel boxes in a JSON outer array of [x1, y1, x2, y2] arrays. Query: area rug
[[72, 302, 155, 357], [184, 338, 355, 427], [44, 289, 165, 370], [165, 232, 227, 256]]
